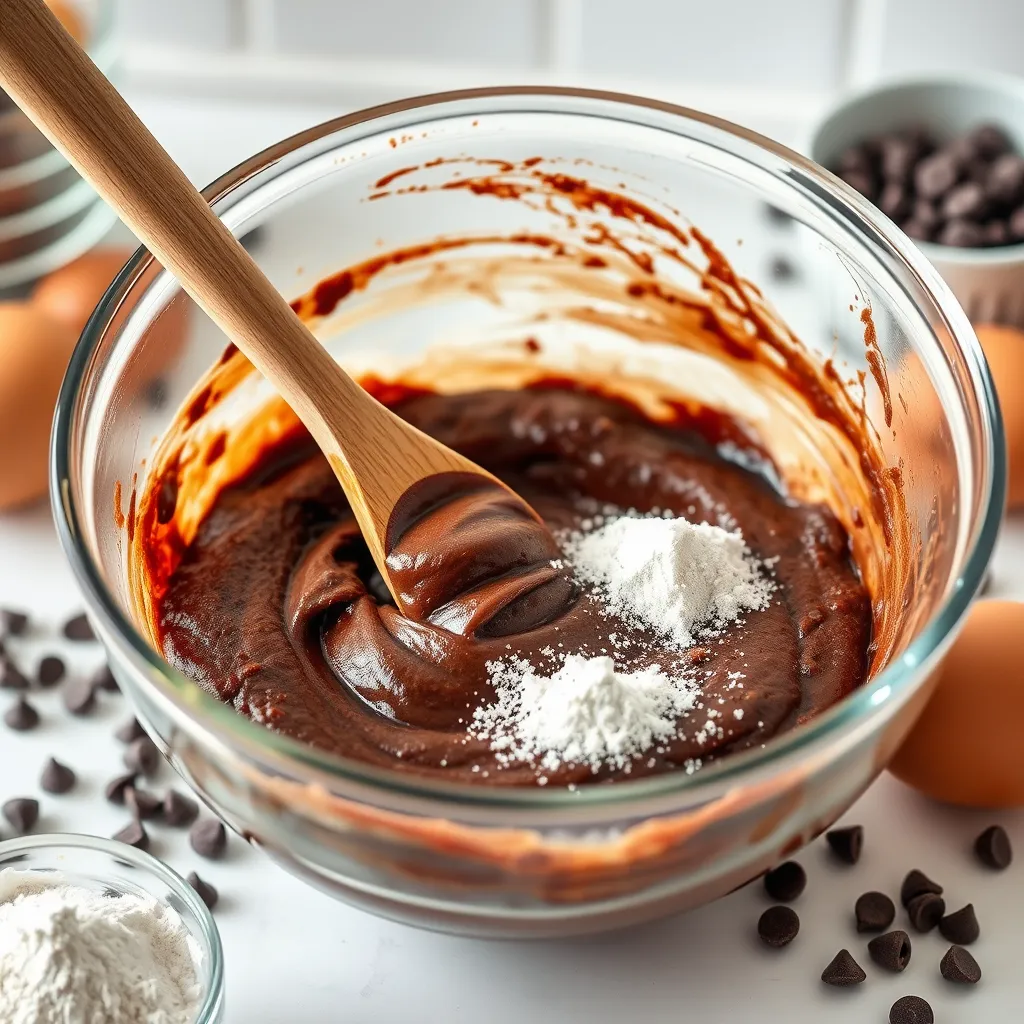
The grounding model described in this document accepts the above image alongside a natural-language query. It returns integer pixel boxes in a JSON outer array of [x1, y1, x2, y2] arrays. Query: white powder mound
[[0, 871, 201, 1024], [564, 515, 773, 648], [472, 654, 699, 772]]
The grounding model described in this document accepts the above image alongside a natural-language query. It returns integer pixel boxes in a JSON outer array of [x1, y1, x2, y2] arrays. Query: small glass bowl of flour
[[0, 833, 224, 1023]]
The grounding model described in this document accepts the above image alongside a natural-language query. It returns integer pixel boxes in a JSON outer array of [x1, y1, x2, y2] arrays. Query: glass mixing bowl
[[52, 88, 1003, 938]]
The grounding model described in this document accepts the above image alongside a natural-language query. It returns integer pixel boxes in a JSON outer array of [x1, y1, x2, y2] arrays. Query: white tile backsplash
[[578, 0, 849, 90], [271, 0, 545, 67], [113, 0, 234, 50], [882, 0, 1024, 77]]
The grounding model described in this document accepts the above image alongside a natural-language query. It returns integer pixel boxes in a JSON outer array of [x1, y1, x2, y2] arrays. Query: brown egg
[[32, 248, 134, 336], [974, 323, 1024, 508], [890, 599, 1024, 807], [0, 303, 79, 510]]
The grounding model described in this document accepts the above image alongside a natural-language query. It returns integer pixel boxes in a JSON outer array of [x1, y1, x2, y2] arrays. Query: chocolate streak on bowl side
[[126, 158, 910, 790]]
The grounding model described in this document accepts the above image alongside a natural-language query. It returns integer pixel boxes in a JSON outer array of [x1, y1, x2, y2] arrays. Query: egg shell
[[0, 304, 79, 510], [890, 599, 1024, 807], [32, 248, 189, 382], [975, 323, 1024, 508]]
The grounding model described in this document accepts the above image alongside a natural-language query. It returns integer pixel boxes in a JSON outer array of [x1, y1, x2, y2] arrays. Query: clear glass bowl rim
[[51, 86, 1006, 812], [0, 832, 224, 1023]]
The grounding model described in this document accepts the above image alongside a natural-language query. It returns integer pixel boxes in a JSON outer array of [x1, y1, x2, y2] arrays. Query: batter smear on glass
[[151, 384, 871, 786]]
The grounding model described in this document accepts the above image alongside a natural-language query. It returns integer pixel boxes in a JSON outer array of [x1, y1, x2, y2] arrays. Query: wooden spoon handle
[[0, 0, 361, 440]]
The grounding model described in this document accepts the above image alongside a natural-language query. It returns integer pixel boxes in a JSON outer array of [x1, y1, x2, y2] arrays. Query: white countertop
[[1, 94, 1023, 1023]]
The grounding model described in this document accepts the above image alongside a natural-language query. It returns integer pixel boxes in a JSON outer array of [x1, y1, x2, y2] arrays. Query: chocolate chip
[[881, 137, 922, 183], [907, 892, 945, 932], [187, 871, 218, 911], [62, 677, 96, 716], [163, 789, 199, 828], [4, 696, 39, 731], [123, 736, 160, 777], [838, 144, 873, 175], [145, 378, 168, 410], [939, 903, 980, 945], [112, 819, 149, 850], [938, 218, 986, 247], [820, 948, 865, 986], [104, 771, 138, 805], [879, 181, 911, 222], [2, 797, 39, 833], [941, 944, 981, 984], [855, 890, 895, 932], [115, 717, 146, 744], [916, 151, 961, 198], [889, 995, 933, 1024], [986, 153, 1024, 206], [190, 818, 227, 860], [763, 203, 793, 227], [90, 663, 119, 693], [840, 168, 876, 201], [825, 825, 862, 864], [984, 219, 1009, 246], [971, 123, 1012, 159], [869, 929, 912, 972], [974, 824, 1012, 869], [901, 869, 943, 906], [40, 757, 75, 794], [943, 181, 987, 220], [36, 655, 65, 687], [125, 786, 162, 821], [757, 905, 799, 948], [0, 609, 29, 636], [0, 658, 29, 690], [763, 861, 805, 902], [62, 613, 95, 641], [1010, 205, 1024, 241]]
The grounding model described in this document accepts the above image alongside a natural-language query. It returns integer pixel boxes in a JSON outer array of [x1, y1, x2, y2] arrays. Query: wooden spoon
[[0, 0, 540, 606]]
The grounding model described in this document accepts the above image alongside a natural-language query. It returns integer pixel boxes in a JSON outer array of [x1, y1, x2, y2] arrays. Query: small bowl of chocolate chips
[[810, 74, 1024, 325]]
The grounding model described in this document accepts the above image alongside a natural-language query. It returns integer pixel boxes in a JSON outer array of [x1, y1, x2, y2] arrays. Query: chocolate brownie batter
[[154, 385, 871, 786]]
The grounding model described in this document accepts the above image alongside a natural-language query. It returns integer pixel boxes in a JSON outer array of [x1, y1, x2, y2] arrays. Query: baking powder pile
[[472, 514, 773, 774], [0, 871, 201, 1024], [564, 514, 773, 649]]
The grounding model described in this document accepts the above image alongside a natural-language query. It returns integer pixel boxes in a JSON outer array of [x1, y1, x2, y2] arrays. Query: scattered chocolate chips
[[0, 608, 29, 636], [939, 903, 980, 945], [62, 613, 95, 641], [112, 819, 149, 850], [36, 655, 65, 687], [190, 818, 227, 860], [821, 948, 865, 987], [145, 378, 168, 410], [163, 789, 199, 828], [975, 824, 1012, 869], [104, 771, 139, 805], [115, 717, 146, 744], [0, 658, 29, 690], [830, 122, 1024, 248], [768, 255, 798, 282], [763, 861, 806, 902], [2, 797, 39, 833], [907, 892, 946, 933], [889, 995, 934, 1024], [868, 929, 912, 972], [757, 905, 799, 948], [4, 696, 39, 731], [40, 757, 76, 794], [62, 677, 96, 716], [940, 944, 982, 985], [825, 825, 863, 865], [125, 786, 162, 821], [123, 736, 160, 776], [855, 890, 896, 932], [90, 663, 119, 693], [900, 869, 943, 907], [187, 871, 219, 911]]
